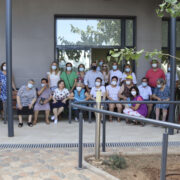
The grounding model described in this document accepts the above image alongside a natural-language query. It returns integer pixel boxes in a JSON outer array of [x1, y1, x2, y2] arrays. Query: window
[[55, 16, 136, 69]]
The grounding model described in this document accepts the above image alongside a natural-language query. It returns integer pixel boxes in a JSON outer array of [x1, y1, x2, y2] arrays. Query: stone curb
[[83, 153, 120, 180]]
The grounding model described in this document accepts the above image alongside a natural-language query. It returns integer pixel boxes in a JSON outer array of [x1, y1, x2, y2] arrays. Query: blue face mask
[[142, 82, 147, 87], [79, 67, 84, 72], [112, 65, 117, 70], [99, 62, 103, 66], [67, 67, 72, 71], [28, 83, 33, 89], [125, 68, 131, 72]]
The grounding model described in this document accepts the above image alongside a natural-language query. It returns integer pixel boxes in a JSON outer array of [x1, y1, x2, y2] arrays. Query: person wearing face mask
[[72, 82, 90, 121], [109, 61, 122, 86], [138, 77, 153, 117], [16, 80, 37, 127], [77, 64, 86, 84], [106, 76, 121, 122], [121, 64, 137, 85], [166, 63, 179, 88], [123, 86, 148, 123], [145, 59, 165, 93], [90, 77, 106, 120], [0, 62, 17, 122], [101, 63, 109, 86], [61, 62, 78, 93], [33, 78, 52, 125], [97, 59, 104, 71], [84, 62, 104, 93], [118, 75, 134, 120], [47, 61, 61, 92], [152, 78, 170, 121]]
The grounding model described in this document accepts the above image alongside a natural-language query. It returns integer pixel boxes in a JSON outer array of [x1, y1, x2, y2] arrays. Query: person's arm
[[43, 94, 52, 105], [132, 73, 137, 85], [131, 103, 140, 111], [106, 89, 113, 101], [85, 92, 90, 101], [16, 96, 22, 110], [100, 72, 105, 86], [37, 87, 46, 96], [29, 98, 37, 109], [118, 85, 127, 100], [152, 94, 161, 101], [12, 76, 17, 91], [70, 78, 77, 93]]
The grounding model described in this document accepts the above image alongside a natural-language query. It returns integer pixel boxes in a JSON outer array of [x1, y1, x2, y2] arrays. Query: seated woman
[[106, 76, 121, 122], [52, 80, 71, 124], [123, 86, 148, 124], [33, 78, 52, 125], [152, 78, 170, 121], [73, 82, 90, 121], [16, 79, 37, 127]]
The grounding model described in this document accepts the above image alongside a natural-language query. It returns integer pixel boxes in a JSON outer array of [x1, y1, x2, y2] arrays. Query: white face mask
[[52, 65, 57, 70], [157, 84, 161, 88], [76, 86, 82, 91], [67, 67, 72, 71], [142, 82, 147, 87], [152, 63, 157, 68], [131, 91, 137, 96], [126, 80, 131, 85], [3, 66, 6, 71], [95, 81, 101, 87], [111, 81, 117, 86], [28, 83, 33, 89], [41, 83, 46, 87]]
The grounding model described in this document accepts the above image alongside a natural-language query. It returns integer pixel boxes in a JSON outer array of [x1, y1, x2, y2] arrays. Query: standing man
[[84, 62, 104, 93], [145, 59, 165, 93]]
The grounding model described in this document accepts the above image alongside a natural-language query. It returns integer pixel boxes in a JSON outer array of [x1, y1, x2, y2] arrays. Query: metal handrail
[[71, 100, 180, 180]]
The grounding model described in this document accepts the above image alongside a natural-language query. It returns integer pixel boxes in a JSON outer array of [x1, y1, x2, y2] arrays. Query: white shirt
[[106, 85, 120, 101], [121, 72, 137, 84], [138, 85, 152, 100], [84, 70, 104, 88], [109, 70, 122, 85], [47, 71, 60, 88], [90, 86, 106, 98], [166, 72, 179, 87]]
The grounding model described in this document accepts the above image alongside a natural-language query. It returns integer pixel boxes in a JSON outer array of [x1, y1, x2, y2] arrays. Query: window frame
[[54, 15, 137, 59]]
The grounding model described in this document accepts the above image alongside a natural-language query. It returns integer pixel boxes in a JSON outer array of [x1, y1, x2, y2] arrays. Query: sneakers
[[54, 119, 58, 124], [51, 116, 55, 121]]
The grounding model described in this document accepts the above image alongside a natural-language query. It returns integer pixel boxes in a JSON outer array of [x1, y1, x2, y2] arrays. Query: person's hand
[[157, 98, 161, 101], [29, 104, 33, 109], [18, 105, 23, 110], [43, 100, 48, 105], [62, 99, 66, 104], [53, 100, 57, 104]]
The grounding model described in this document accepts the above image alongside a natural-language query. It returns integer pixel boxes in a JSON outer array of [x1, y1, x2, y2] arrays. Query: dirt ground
[[86, 154, 180, 180]]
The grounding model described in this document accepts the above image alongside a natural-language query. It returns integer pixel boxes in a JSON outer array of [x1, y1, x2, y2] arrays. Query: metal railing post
[[68, 100, 72, 124], [102, 104, 106, 152], [78, 110, 83, 169], [88, 103, 92, 123], [160, 132, 169, 180]]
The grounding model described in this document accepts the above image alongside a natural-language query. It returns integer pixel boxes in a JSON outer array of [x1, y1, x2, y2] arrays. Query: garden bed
[[86, 154, 180, 180]]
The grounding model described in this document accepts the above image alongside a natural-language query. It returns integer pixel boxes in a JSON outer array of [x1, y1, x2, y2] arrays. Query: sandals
[[27, 122, 33, 127], [18, 123, 23, 128]]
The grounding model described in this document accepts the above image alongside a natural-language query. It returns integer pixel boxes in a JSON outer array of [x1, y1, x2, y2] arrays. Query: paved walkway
[[1, 120, 180, 144]]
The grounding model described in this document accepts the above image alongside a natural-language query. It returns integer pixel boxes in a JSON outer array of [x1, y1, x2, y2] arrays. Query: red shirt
[[145, 68, 165, 88]]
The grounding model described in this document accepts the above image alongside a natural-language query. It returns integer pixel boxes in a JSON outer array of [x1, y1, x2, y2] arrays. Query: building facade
[[0, 0, 162, 87]]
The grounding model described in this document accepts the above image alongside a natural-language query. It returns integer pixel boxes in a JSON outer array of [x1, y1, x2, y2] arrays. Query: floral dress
[[0, 71, 7, 102]]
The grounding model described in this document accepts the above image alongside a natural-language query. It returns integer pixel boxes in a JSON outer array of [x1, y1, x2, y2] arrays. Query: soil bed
[[86, 154, 180, 180]]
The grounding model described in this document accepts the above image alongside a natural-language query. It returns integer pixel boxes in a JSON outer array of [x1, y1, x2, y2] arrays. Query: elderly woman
[[123, 86, 148, 122], [33, 78, 52, 125], [152, 78, 170, 121], [72, 82, 90, 121], [61, 62, 78, 93], [47, 61, 61, 92], [52, 80, 72, 124], [16, 80, 37, 127]]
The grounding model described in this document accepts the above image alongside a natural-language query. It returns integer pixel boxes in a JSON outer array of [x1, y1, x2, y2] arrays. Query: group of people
[[0, 58, 178, 127]]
